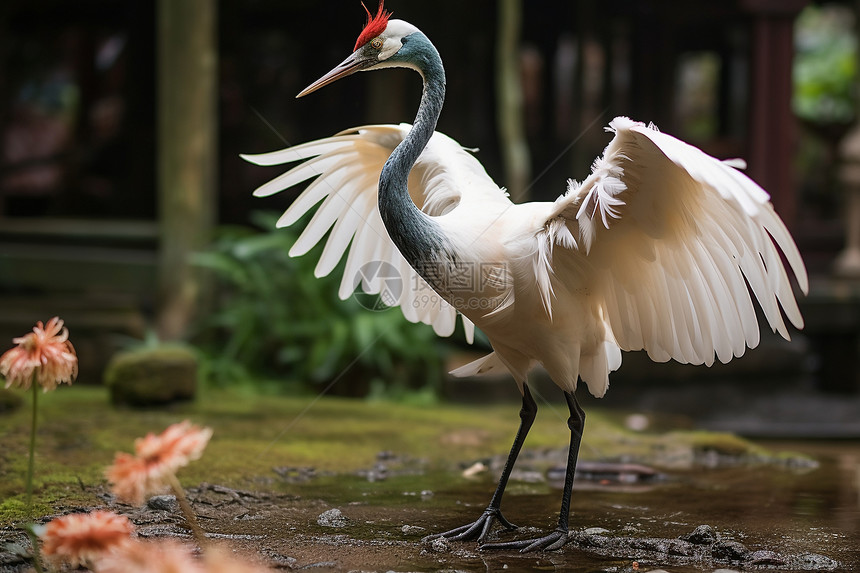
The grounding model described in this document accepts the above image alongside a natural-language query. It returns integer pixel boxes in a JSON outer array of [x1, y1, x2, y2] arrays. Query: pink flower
[[105, 421, 213, 505], [94, 540, 276, 573], [94, 539, 204, 573], [0, 317, 77, 391], [40, 511, 135, 567], [202, 545, 276, 573]]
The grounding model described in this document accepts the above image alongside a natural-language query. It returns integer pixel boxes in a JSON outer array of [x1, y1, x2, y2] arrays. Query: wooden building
[[0, 0, 815, 381]]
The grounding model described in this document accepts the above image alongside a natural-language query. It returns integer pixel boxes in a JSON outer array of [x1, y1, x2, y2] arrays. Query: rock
[[573, 531, 607, 548], [747, 550, 786, 566], [401, 524, 425, 535], [798, 553, 840, 570], [268, 554, 298, 569], [273, 466, 316, 484], [712, 540, 749, 561], [583, 527, 610, 535], [679, 524, 718, 545], [104, 346, 198, 407], [316, 508, 348, 528], [511, 469, 545, 483], [259, 547, 297, 568], [461, 461, 487, 478], [147, 494, 178, 511], [628, 537, 694, 557], [430, 537, 450, 553]]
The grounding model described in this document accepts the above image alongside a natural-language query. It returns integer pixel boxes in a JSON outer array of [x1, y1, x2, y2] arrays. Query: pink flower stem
[[166, 472, 206, 546], [26, 376, 38, 516]]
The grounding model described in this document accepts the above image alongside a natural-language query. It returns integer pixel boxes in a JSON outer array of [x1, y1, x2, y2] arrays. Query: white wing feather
[[242, 124, 505, 342], [545, 117, 807, 375], [244, 116, 807, 399]]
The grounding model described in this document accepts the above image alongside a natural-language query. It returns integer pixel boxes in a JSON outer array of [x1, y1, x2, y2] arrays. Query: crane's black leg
[[481, 389, 585, 552], [423, 383, 538, 543]]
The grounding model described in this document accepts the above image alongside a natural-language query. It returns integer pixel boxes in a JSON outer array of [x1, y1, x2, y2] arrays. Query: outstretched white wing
[[544, 116, 808, 367], [242, 124, 505, 342]]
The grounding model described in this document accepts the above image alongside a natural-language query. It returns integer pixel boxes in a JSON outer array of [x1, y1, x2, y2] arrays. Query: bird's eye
[[371, 37, 383, 50]]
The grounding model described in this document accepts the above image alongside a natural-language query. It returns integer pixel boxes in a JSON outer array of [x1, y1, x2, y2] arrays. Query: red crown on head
[[354, 1, 392, 52]]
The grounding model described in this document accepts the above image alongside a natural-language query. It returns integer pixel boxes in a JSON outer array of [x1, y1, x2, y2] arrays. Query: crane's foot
[[423, 507, 517, 543], [480, 526, 568, 553]]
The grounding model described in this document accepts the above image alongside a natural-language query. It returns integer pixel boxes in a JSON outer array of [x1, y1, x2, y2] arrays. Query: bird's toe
[[423, 508, 517, 543], [480, 527, 569, 553]]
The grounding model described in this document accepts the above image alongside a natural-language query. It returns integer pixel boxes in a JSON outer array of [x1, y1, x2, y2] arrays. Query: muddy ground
[[1, 452, 853, 573], [0, 388, 857, 572]]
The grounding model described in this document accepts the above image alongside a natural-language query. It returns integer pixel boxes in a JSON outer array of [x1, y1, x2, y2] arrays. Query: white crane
[[242, 2, 808, 552]]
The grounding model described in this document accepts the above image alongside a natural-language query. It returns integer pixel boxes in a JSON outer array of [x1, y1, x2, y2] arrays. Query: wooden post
[[835, 125, 860, 277], [833, 0, 860, 278], [742, 0, 808, 229], [156, 0, 217, 341]]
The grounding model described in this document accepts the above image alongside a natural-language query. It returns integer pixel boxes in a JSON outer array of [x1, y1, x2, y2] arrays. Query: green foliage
[[794, 4, 858, 124], [193, 211, 447, 396]]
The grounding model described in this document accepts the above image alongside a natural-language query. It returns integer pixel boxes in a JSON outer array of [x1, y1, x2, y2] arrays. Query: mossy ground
[[0, 384, 784, 527]]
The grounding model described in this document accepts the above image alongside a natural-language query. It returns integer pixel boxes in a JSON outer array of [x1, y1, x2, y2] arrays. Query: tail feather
[[449, 352, 505, 378], [579, 340, 622, 398]]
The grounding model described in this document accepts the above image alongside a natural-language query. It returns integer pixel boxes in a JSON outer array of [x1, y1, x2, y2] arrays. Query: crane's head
[[297, 1, 421, 98]]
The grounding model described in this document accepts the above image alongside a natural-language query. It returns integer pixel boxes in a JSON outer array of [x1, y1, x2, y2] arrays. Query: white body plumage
[[243, 116, 808, 399]]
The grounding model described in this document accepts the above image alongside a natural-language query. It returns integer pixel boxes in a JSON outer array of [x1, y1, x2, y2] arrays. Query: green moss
[[0, 385, 790, 528], [104, 346, 198, 406], [671, 430, 768, 456], [0, 497, 33, 523]]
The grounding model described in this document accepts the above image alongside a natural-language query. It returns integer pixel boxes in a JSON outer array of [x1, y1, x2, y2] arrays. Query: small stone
[[262, 553, 297, 568], [147, 495, 178, 511], [430, 537, 450, 552], [747, 550, 785, 566], [401, 525, 425, 535], [462, 461, 487, 478], [625, 413, 650, 431], [234, 513, 263, 521], [583, 527, 610, 535], [628, 537, 693, 556], [679, 524, 718, 545], [364, 464, 388, 482], [666, 540, 694, 557], [712, 540, 749, 561], [799, 553, 839, 569], [316, 508, 348, 528], [510, 469, 545, 483], [420, 490, 434, 500]]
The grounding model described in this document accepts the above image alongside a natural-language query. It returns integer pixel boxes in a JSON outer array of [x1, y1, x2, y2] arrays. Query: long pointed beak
[[297, 51, 370, 98]]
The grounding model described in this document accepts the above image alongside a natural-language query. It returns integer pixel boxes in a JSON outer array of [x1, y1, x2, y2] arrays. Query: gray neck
[[377, 32, 451, 286]]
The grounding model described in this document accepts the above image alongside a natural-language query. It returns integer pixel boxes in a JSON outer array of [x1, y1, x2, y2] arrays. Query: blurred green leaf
[[192, 211, 449, 397], [794, 4, 858, 124]]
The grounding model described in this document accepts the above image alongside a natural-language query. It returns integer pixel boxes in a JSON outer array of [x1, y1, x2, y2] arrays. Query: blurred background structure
[[0, 0, 858, 427]]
